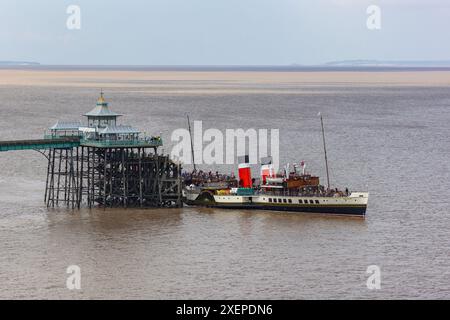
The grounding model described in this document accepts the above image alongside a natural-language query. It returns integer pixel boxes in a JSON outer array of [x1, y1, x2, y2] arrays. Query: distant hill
[[0, 61, 40, 66], [325, 60, 450, 67]]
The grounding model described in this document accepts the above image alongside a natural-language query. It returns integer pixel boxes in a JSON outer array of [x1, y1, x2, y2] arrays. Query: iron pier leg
[[44, 149, 51, 204]]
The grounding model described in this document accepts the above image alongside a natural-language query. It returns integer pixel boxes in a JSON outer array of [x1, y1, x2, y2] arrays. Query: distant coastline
[[1, 60, 450, 72], [0, 61, 40, 66]]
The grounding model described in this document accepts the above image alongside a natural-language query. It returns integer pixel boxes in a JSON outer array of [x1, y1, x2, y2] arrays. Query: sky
[[0, 0, 449, 65]]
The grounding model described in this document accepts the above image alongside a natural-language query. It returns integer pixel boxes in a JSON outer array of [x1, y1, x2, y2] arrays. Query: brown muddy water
[[0, 69, 449, 299]]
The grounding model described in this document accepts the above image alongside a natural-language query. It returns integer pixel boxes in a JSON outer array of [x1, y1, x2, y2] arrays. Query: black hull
[[184, 200, 366, 217]]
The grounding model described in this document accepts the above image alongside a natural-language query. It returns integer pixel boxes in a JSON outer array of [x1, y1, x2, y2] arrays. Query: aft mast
[[187, 115, 196, 171], [319, 112, 331, 190]]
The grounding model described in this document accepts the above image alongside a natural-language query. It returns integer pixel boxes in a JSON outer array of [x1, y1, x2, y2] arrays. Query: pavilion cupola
[[84, 91, 122, 128]]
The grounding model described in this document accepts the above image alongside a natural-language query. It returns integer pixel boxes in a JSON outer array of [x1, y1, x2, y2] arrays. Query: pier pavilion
[[1, 92, 182, 209]]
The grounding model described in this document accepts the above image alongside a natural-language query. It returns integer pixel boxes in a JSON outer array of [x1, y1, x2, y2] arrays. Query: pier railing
[[43, 134, 163, 148], [79, 138, 163, 148]]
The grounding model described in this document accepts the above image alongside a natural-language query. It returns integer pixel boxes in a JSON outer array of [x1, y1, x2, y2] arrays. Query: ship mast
[[187, 115, 196, 171], [319, 112, 331, 190]]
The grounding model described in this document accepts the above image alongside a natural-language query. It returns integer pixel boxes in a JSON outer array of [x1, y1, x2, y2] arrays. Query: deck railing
[[44, 133, 83, 139]]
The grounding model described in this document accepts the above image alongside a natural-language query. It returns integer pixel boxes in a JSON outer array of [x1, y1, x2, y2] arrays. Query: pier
[[0, 92, 183, 209]]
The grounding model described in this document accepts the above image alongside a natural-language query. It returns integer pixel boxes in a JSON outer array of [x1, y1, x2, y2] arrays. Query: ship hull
[[183, 191, 368, 217], [206, 203, 365, 216], [185, 202, 366, 216]]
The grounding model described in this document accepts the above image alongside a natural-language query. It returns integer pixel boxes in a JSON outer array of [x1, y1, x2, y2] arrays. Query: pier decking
[[0, 137, 80, 152]]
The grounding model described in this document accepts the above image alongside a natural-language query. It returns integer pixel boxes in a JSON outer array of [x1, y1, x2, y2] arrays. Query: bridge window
[[269, 198, 272, 203], [283, 199, 287, 203], [309, 200, 314, 204], [298, 199, 303, 204], [315, 200, 319, 204], [288, 199, 292, 203]]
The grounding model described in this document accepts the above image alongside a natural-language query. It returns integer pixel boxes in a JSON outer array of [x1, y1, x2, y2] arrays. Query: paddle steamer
[[182, 114, 368, 217]]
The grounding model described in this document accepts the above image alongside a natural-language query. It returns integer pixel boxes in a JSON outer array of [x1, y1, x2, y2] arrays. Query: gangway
[[0, 137, 80, 152]]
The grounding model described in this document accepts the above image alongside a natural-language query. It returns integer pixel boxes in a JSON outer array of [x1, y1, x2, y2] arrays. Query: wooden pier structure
[[0, 92, 183, 209], [44, 145, 182, 209]]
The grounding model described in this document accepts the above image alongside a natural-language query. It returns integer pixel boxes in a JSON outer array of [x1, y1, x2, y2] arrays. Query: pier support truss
[[45, 147, 182, 209]]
